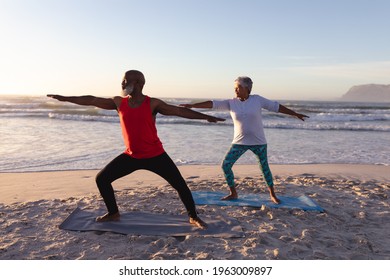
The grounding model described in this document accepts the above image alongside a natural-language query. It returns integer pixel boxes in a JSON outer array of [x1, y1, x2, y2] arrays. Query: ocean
[[1, 95, 389, 172]]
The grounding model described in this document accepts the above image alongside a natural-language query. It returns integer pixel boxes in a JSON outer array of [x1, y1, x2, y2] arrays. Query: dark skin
[[181, 82, 309, 204], [47, 70, 225, 229], [48, 71, 225, 123]]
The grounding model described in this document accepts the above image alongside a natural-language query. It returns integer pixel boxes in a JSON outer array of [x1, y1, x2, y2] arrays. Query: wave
[[263, 122, 390, 132], [47, 112, 118, 123], [310, 113, 390, 122], [2, 97, 390, 132], [3, 110, 390, 132], [44, 113, 390, 132], [4, 106, 390, 121]]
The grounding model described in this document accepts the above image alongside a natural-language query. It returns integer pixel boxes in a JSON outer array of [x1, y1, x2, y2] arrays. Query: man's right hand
[[47, 94, 65, 101]]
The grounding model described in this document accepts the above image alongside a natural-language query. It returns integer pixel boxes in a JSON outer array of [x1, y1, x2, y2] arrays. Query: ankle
[[230, 188, 238, 195], [96, 212, 120, 222]]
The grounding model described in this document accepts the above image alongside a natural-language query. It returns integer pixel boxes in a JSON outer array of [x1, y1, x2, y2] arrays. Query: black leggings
[[95, 152, 198, 218]]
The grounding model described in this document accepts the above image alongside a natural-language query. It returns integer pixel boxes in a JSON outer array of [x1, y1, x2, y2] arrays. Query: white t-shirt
[[212, 94, 279, 145]]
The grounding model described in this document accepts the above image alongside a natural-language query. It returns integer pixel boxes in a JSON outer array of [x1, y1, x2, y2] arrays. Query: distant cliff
[[341, 84, 390, 102]]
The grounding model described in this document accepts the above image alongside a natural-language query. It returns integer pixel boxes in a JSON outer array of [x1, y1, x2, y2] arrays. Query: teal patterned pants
[[222, 144, 274, 188]]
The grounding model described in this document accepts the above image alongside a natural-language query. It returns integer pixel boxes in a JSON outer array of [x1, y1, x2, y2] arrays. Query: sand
[[0, 164, 389, 260]]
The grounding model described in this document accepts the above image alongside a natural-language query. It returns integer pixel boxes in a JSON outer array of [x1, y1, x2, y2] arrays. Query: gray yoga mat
[[59, 207, 245, 238]]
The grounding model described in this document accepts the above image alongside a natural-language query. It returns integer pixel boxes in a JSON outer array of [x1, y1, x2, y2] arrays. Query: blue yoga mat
[[192, 191, 324, 212]]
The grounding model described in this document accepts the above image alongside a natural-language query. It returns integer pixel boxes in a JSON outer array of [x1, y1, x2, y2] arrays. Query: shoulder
[[251, 94, 271, 103], [149, 96, 161, 103], [150, 97, 165, 107], [149, 97, 169, 113], [113, 96, 124, 107], [212, 98, 231, 109], [113, 96, 123, 102], [252, 94, 279, 111], [250, 94, 261, 100]]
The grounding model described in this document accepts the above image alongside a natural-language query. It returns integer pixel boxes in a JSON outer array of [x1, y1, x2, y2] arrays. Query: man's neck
[[129, 91, 144, 99], [127, 92, 146, 108]]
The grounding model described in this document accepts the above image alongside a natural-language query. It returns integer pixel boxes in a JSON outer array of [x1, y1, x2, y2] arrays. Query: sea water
[[0, 95, 389, 172]]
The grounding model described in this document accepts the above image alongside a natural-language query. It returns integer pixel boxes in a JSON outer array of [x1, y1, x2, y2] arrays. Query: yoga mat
[[59, 207, 245, 238], [192, 191, 324, 212]]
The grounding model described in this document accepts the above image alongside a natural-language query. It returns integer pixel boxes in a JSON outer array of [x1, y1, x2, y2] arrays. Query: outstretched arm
[[278, 104, 309, 121], [153, 99, 224, 123], [47, 94, 117, 110], [180, 101, 213, 109]]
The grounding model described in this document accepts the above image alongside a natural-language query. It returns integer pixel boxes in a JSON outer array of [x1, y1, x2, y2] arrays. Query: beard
[[122, 85, 134, 96]]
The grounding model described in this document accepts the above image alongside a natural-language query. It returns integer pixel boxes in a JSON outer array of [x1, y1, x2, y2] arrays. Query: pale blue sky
[[1, 0, 389, 100]]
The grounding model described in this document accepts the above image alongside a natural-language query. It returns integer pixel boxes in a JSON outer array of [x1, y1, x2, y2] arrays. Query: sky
[[0, 0, 389, 100]]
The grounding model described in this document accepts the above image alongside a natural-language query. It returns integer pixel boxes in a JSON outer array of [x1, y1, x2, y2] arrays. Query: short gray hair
[[235, 76, 253, 93]]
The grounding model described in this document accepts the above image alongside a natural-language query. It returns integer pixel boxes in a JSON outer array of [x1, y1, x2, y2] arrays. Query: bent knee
[[221, 161, 232, 172], [95, 171, 108, 186]]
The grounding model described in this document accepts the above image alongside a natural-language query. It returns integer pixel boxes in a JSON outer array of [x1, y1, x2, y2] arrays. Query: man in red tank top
[[48, 70, 224, 229]]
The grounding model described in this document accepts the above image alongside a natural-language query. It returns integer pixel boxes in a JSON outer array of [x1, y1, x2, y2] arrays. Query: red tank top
[[118, 96, 164, 159]]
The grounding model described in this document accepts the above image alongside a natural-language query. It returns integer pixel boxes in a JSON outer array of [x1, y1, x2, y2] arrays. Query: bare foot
[[95, 212, 120, 222], [221, 193, 238, 200], [189, 217, 208, 229], [268, 187, 281, 204], [270, 195, 281, 204], [221, 188, 238, 200]]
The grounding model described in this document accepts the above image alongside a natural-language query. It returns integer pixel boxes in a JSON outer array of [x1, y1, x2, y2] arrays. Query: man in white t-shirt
[[181, 76, 308, 204]]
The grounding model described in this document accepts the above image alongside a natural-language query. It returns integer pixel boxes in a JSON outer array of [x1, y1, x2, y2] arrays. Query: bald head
[[122, 70, 146, 90]]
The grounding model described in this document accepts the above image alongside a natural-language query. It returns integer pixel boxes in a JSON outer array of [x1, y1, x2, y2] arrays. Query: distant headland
[[341, 84, 390, 102]]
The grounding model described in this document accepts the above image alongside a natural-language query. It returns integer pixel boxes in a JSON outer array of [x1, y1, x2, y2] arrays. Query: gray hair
[[235, 76, 253, 93]]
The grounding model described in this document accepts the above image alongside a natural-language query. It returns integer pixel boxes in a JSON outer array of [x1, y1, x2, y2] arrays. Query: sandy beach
[[0, 164, 389, 260]]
